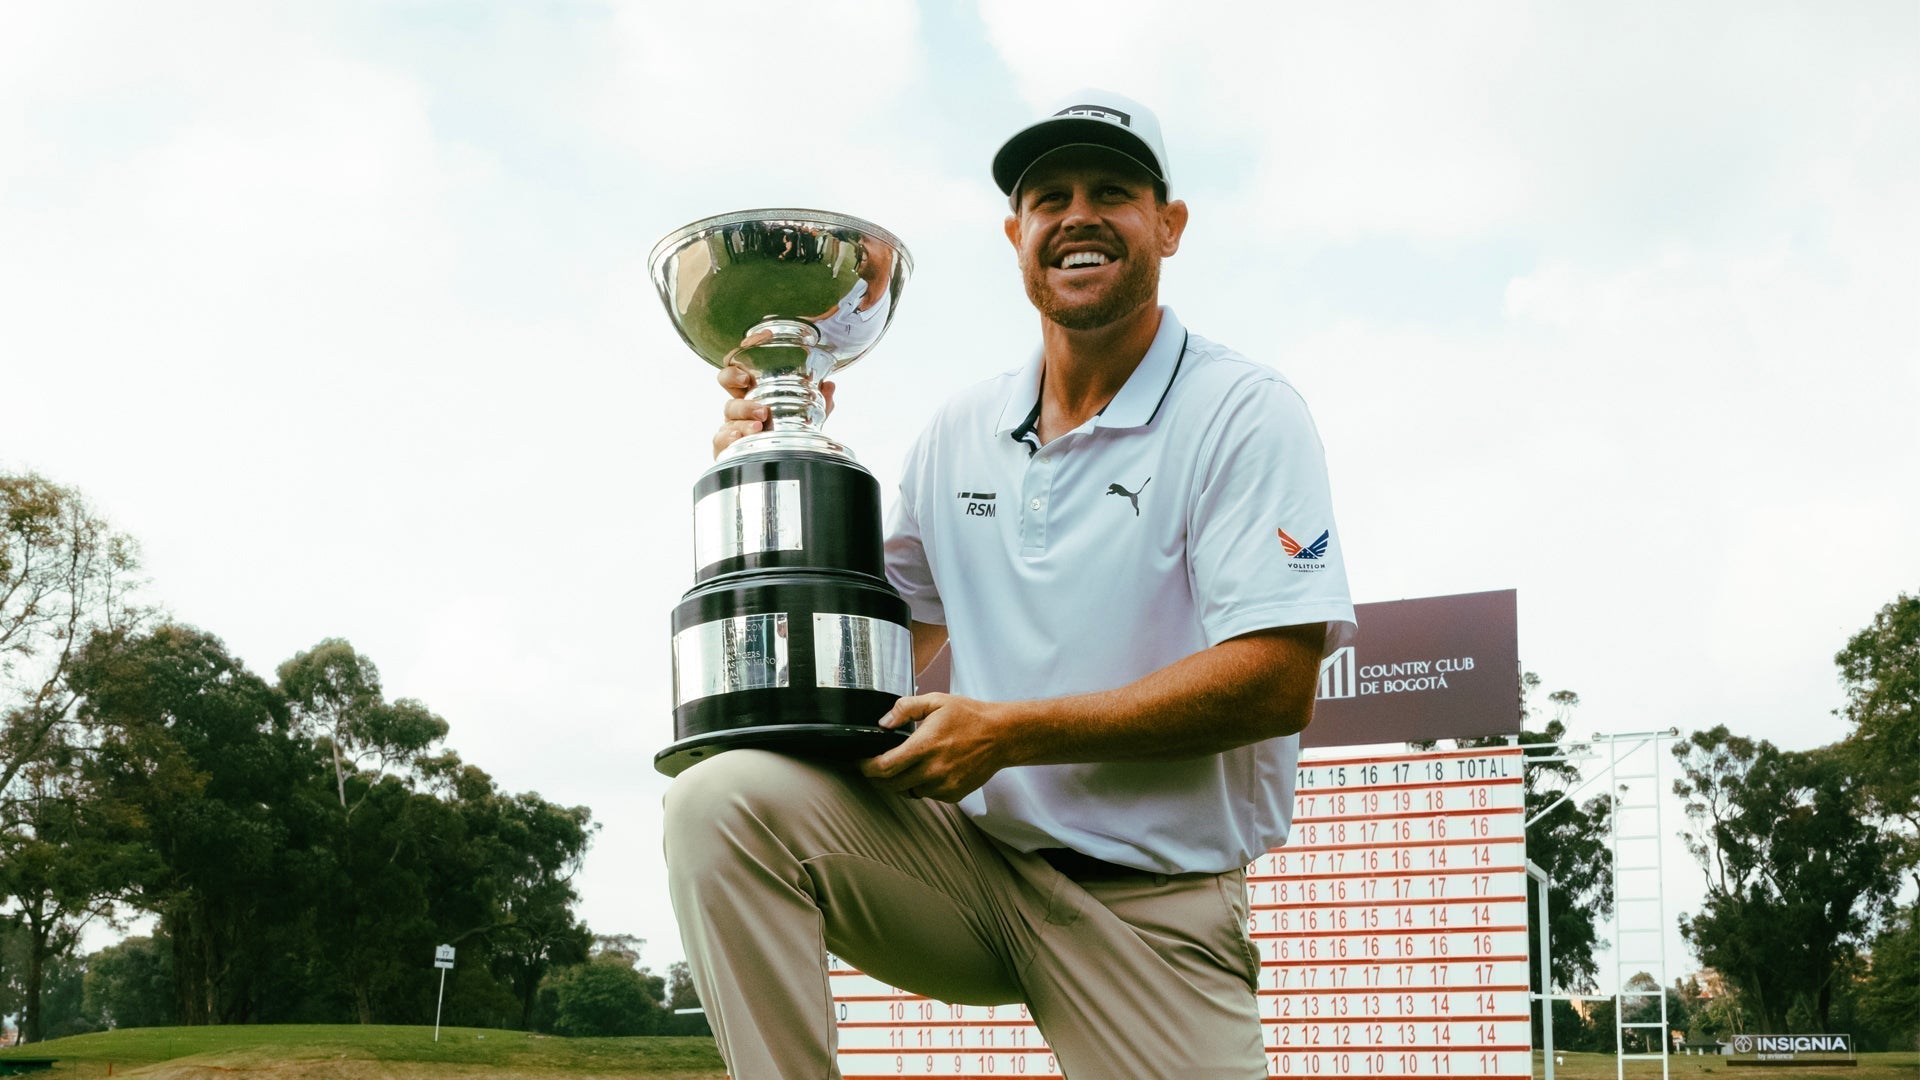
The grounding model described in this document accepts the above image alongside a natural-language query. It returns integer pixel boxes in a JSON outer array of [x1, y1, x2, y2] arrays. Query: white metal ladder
[[1601, 732, 1674, 1080]]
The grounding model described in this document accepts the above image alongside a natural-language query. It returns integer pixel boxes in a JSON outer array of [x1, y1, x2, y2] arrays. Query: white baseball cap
[[992, 89, 1171, 203]]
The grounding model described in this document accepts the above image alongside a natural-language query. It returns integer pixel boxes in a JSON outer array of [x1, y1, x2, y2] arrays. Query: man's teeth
[[1059, 252, 1110, 269]]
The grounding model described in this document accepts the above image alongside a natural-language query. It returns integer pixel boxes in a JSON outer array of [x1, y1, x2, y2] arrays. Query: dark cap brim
[[992, 116, 1165, 196]]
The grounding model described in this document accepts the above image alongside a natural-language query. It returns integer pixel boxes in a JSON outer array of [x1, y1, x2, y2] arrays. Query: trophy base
[[692, 452, 885, 583], [654, 722, 909, 777]]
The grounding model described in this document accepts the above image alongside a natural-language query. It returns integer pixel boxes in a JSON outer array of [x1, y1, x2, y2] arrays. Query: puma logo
[[1105, 478, 1150, 516]]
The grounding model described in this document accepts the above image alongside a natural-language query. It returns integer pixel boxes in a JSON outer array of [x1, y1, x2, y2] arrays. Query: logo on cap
[[1055, 104, 1131, 127]]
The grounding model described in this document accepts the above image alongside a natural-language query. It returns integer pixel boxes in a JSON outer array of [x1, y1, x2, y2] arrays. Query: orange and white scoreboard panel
[[833, 746, 1530, 1079]]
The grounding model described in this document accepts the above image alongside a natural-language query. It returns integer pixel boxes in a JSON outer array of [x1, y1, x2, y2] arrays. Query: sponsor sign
[[1729, 1033, 1855, 1066], [1308, 590, 1519, 748]]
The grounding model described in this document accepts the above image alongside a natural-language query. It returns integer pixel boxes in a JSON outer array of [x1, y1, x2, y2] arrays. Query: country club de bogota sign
[[1308, 589, 1521, 748]]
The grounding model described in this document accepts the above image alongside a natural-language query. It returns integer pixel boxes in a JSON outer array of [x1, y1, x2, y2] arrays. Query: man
[[667, 89, 1355, 1078]]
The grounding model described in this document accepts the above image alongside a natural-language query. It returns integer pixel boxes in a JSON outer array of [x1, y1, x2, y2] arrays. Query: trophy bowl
[[651, 209, 917, 777], [651, 209, 911, 456]]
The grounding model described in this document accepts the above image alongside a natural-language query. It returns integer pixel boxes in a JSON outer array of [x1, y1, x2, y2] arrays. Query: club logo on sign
[[1317, 647, 1357, 700]]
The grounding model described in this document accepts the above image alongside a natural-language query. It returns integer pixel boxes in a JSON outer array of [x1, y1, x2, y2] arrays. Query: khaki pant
[[664, 749, 1267, 1079]]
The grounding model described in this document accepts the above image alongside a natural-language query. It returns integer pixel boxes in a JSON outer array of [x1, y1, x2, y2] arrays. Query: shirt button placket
[[1020, 454, 1054, 555]]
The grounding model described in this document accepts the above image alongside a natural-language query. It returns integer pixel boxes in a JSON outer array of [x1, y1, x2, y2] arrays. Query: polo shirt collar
[[993, 306, 1188, 436]]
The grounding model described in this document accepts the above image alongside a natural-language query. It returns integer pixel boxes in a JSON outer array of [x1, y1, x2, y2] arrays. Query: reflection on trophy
[[650, 210, 915, 777]]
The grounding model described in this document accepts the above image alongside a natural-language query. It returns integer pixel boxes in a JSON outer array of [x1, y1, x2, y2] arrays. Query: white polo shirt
[[883, 308, 1357, 875]]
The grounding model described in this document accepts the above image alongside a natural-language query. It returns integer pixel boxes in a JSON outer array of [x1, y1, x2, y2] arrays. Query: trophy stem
[[748, 374, 827, 432]]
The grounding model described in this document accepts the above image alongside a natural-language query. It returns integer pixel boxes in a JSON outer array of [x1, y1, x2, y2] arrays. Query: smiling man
[[666, 90, 1356, 1079]]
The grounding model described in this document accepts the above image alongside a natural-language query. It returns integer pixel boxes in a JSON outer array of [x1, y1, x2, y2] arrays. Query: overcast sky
[[3, 1, 1915, 988]]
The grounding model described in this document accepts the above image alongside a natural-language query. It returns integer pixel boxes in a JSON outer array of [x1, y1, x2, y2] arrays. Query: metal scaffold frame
[[1601, 731, 1675, 1080], [1522, 728, 1679, 1080]]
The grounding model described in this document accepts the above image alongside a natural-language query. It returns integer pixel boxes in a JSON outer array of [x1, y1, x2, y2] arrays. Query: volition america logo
[[1277, 526, 1331, 572]]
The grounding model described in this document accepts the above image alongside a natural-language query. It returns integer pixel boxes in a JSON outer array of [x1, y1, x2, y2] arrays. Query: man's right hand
[[712, 362, 835, 458]]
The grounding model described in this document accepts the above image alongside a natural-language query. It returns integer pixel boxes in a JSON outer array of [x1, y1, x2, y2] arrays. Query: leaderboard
[[833, 746, 1531, 1079]]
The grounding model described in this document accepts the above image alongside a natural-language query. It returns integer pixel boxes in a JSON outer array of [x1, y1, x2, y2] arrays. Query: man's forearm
[[990, 623, 1326, 766], [864, 622, 1327, 801]]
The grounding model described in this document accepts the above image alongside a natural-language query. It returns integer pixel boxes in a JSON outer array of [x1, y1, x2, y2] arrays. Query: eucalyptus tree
[[0, 473, 144, 800], [276, 639, 448, 816], [0, 756, 147, 1042], [73, 622, 321, 1025], [0, 473, 149, 1041], [1836, 593, 1919, 894], [1673, 728, 1896, 1030]]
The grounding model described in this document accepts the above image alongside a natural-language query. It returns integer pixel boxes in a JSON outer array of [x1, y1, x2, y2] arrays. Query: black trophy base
[[654, 722, 908, 777]]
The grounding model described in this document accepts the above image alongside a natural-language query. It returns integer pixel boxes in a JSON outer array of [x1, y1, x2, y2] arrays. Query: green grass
[[4, 1031, 1913, 1079], [0, 1025, 724, 1078], [1537, 1050, 1920, 1080]]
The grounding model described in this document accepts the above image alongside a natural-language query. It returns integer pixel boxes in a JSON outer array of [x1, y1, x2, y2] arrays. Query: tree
[[544, 952, 667, 1037], [1584, 996, 1618, 1053], [31, 951, 92, 1040], [1619, 972, 1666, 1053], [1546, 998, 1596, 1052], [1, 472, 143, 802], [32, 619, 605, 1033], [298, 747, 599, 1027], [0, 759, 144, 1042], [1686, 972, 1752, 1042], [1673, 972, 1745, 1041], [276, 639, 448, 817], [1513, 683, 1613, 997], [662, 959, 713, 1037], [1, 474, 146, 1041], [1673, 728, 1898, 1030], [73, 623, 320, 1025], [306, 775, 464, 1024], [457, 772, 596, 1029], [1855, 906, 1919, 1051], [666, 959, 699, 1013], [82, 933, 175, 1030], [1836, 594, 1919, 894]]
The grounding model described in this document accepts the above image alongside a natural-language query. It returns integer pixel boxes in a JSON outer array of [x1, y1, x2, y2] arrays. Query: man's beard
[[1023, 250, 1160, 331]]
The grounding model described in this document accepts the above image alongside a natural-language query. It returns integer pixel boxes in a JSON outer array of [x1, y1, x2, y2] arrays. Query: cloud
[[977, 0, 1539, 240], [590, 0, 924, 177], [978, 1, 1920, 251]]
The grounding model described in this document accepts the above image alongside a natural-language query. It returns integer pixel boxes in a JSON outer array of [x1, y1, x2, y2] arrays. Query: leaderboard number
[[1273, 1052, 1510, 1076], [1269, 1052, 1393, 1075], [892, 1054, 1048, 1074]]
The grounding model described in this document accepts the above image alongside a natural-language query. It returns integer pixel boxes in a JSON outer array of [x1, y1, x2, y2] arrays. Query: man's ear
[[1004, 212, 1020, 250], [1159, 199, 1190, 257]]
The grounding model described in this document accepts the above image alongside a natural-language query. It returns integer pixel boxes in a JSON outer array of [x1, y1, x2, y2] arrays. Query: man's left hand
[[860, 693, 1012, 803]]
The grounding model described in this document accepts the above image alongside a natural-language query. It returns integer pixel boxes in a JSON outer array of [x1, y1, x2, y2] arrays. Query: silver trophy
[[650, 210, 915, 776]]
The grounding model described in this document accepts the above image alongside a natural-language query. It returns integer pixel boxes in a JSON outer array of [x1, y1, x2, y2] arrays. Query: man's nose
[[1060, 188, 1101, 228]]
